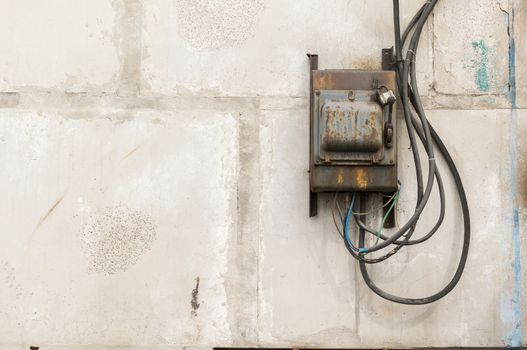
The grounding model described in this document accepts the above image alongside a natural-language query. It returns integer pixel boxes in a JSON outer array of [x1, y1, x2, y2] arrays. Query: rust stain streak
[[337, 171, 344, 185], [355, 169, 369, 189]]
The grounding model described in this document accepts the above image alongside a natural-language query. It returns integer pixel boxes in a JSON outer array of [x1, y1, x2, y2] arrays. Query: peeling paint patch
[[472, 40, 490, 92], [80, 205, 156, 274]]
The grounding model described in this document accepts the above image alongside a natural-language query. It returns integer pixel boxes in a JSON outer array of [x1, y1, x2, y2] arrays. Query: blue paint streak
[[503, 7, 522, 348], [509, 34, 516, 109], [511, 206, 522, 347]]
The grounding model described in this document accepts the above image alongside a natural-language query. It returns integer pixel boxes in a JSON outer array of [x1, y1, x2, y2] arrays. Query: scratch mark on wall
[[121, 145, 140, 161], [33, 192, 67, 233]]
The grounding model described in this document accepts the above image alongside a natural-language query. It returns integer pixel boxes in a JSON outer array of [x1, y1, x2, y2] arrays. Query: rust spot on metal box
[[355, 168, 369, 189], [321, 100, 383, 154], [337, 172, 344, 185]]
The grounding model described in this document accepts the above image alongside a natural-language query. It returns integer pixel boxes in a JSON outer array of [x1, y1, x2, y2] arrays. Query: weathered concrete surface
[[142, 0, 433, 97], [258, 108, 519, 348], [0, 109, 239, 346], [0, 0, 120, 92], [433, 0, 510, 95], [0, 0, 525, 348], [0, 106, 523, 348]]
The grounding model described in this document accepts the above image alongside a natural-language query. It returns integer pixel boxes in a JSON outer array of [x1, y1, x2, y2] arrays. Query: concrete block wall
[[0, 0, 524, 348]]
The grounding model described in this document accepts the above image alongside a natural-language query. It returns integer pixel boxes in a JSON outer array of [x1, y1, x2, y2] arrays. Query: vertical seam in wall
[[116, 0, 143, 96], [226, 106, 262, 346], [255, 102, 263, 347], [505, 0, 522, 346]]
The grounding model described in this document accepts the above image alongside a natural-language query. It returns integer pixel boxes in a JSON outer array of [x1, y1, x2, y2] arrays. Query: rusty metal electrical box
[[308, 55, 398, 216]]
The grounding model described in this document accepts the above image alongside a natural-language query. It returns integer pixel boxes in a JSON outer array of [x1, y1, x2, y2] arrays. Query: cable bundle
[[334, 0, 471, 305]]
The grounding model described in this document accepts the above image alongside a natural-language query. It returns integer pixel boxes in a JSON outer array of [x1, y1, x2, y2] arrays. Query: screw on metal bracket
[[382, 47, 396, 70]]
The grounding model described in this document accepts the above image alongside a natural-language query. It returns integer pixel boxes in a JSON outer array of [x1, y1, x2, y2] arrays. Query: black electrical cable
[[336, 0, 471, 305], [351, 0, 437, 252], [339, 0, 443, 265], [354, 0, 446, 247], [342, 1, 437, 259], [401, 3, 426, 47]]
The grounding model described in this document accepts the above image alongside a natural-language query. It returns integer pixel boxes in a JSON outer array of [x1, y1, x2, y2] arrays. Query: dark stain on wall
[[191, 276, 200, 316]]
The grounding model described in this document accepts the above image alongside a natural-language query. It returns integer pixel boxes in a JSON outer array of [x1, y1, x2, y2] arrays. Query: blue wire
[[345, 193, 366, 252], [344, 183, 402, 254]]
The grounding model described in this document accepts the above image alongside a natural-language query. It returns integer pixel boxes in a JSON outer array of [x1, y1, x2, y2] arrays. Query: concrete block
[[433, 0, 510, 95], [0, 109, 240, 346], [142, 0, 433, 97], [258, 107, 361, 346], [258, 107, 517, 347], [0, 0, 120, 92]]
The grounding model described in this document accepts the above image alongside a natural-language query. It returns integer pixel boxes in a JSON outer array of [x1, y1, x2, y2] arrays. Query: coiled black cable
[[337, 0, 471, 305]]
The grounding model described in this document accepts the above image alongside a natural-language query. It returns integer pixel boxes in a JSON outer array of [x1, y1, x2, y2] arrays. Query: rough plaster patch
[[174, 0, 265, 50], [80, 205, 156, 274]]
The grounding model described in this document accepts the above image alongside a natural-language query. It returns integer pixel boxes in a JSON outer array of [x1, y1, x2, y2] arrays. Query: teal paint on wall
[[472, 40, 490, 92]]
